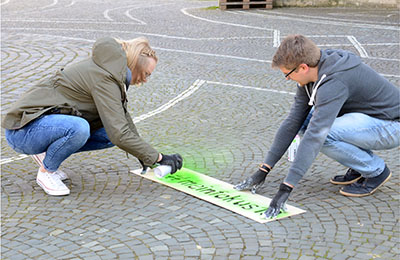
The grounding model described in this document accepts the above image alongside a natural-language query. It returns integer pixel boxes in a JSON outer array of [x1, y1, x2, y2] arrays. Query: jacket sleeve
[[264, 85, 311, 168], [284, 79, 349, 186], [91, 76, 159, 166]]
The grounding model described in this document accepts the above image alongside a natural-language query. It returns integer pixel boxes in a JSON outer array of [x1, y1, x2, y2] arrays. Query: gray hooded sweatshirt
[[264, 49, 400, 187]]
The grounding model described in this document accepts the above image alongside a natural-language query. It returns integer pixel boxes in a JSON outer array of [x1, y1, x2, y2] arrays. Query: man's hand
[[233, 164, 271, 194], [263, 183, 293, 219], [158, 153, 183, 174]]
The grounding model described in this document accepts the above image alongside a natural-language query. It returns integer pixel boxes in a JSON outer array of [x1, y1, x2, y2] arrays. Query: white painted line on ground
[[240, 10, 399, 31], [103, 9, 114, 21], [65, 1, 75, 7], [363, 43, 399, 46], [2, 25, 270, 41], [206, 80, 296, 95], [347, 36, 368, 58], [327, 12, 398, 20], [0, 154, 29, 165], [154, 46, 271, 63], [380, 73, 400, 78], [181, 8, 274, 31], [133, 79, 206, 123], [41, 0, 58, 9], [0, 0, 10, 6], [5, 32, 400, 71], [125, 9, 147, 24], [307, 35, 353, 38], [104, 3, 174, 22], [273, 30, 280, 47], [318, 44, 353, 47], [225, 11, 239, 15], [260, 10, 399, 26], [367, 56, 400, 62], [2, 20, 147, 25]]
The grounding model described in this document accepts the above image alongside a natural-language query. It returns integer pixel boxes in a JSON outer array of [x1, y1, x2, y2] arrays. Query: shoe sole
[[330, 176, 362, 185], [339, 172, 392, 197], [36, 179, 70, 196]]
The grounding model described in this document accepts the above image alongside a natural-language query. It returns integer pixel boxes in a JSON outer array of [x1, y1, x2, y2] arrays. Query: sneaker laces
[[44, 171, 66, 188], [355, 177, 367, 187]]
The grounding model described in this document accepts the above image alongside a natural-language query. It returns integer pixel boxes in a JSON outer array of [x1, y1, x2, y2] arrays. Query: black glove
[[158, 153, 183, 174], [139, 160, 148, 174], [263, 183, 293, 219], [233, 164, 270, 194]]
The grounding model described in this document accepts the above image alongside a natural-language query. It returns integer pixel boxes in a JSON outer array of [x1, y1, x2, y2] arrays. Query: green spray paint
[[161, 168, 290, 219]]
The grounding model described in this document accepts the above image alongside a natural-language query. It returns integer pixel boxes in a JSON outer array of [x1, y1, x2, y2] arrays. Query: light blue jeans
[[5, 115, 114, 172], [300, 110, 400, 178]]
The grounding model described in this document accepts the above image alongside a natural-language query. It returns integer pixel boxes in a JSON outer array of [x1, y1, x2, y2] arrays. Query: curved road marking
[[133, 79, 206, 123], [242, 10, 399, 31], [181, 8, 274, 31], [263, 10, 399, 26], [347, 36, 368, 58], [41, 0, 58, 9], [125, 9, 146, 24], [0, 0, 10, 6]]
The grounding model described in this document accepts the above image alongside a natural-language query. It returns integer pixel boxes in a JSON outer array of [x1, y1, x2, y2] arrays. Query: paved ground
[[1, 1, 399, 259]]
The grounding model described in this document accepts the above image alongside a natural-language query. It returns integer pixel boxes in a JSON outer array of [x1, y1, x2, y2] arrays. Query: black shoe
[[233, 170, 267, 194], [340, 166, 391, 197], [330, 168, 362, 185]]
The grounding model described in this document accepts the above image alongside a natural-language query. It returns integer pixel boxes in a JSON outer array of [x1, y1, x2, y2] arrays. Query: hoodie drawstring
[[308, 74, 327, 106]]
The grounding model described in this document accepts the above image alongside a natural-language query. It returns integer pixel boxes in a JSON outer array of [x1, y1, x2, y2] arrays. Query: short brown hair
[[272, 34, 320, 70]]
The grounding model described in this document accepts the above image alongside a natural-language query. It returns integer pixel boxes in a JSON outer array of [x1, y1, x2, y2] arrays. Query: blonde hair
[[272, 34, 320, 70], [115, 37, 157, 84]]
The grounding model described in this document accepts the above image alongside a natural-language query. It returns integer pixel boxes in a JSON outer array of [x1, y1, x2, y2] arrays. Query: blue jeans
[[5, 115, 114, 172], [300, 111, 400, 178]]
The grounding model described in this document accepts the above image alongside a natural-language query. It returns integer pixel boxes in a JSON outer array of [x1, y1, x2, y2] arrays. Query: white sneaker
[[36, 169, 70, 196], [30, 153, 69, 181], [53, 169, 69, 181]]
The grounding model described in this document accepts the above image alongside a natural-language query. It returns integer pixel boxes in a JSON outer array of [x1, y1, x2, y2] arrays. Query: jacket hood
[[92, 37, 127, 84], [318, 49, 361, 78]]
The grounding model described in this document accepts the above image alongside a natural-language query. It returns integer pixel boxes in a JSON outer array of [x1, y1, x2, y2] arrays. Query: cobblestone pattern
[[1, 1, 399, 259]]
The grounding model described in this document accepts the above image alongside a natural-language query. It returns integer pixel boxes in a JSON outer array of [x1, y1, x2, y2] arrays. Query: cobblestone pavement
[[1, 1, 399, 259]]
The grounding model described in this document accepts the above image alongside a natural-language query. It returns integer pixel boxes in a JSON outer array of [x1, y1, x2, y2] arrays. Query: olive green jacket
[[2, 37, 159, 166]]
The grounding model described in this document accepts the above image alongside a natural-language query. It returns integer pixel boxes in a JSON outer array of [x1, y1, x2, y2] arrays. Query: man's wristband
[[279, 183, 293, 192], [259, 163, 271, 173]]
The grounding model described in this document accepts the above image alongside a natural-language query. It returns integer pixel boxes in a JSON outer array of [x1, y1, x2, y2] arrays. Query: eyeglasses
[[284, 66, 298, 78]]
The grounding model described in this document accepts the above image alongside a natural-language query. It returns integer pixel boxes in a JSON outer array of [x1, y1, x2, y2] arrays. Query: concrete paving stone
[[241, 256, 262, 260], [90, 245, 106, 252], [214, 247, 230, 255], [3, 253, 27, 260], [130, 245, 152, 255], [61, 243, 81, 252], [227, 253, 242, 260], [109, 243, 134, 253], [200, 247, 216, 255], [79, 255, 102, 260], [46, 247, 68, 257], [331, 254, 353, 260], [298, 255, 318, 260], [137, 255, 154, 260], [18, 247, 43, 258], [71, 247, 92, 256], [57, 255, 79, 260], [213, 256, 232, 260]]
